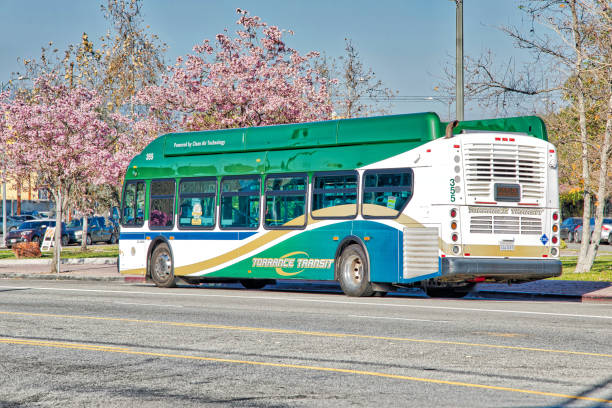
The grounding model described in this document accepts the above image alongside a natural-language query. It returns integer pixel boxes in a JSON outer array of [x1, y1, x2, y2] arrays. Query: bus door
[[119, 181, 147, 274]]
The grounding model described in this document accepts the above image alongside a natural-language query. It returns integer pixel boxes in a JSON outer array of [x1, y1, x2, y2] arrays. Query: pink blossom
[[136, 9, 332, 132]]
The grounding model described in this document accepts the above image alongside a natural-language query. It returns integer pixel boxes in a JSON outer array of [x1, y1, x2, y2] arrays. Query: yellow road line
[[0, 337, 610, 405], [1, 310, 611, 359]]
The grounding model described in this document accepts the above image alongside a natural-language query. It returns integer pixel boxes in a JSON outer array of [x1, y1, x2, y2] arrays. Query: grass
[[0, 244, 118, 260], [549, 255, 612, 282]]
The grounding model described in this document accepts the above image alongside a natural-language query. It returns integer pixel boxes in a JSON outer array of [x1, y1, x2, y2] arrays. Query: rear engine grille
[[470, 215, 542, 235], [403, 227, 439, 279], [464, 142, 546, 200]]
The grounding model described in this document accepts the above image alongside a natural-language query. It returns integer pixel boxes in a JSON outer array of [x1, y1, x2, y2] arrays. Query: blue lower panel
[[353, 221, 401, 283]]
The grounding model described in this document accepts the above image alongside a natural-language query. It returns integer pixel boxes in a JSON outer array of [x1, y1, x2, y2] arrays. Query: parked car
[[0, 216, 26, 233], [560, 217, 583, 243], [5, 219, 68, 248], [66, 216, 118, 245], [575, 218, 612, 244], [11, 214, 36, 223]]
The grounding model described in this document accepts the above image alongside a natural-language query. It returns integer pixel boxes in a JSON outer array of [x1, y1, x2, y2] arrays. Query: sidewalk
[[0, 258, 610, 303]]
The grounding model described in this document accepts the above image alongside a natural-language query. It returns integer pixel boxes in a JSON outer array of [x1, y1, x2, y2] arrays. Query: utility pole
[[455, 0, 464, 121]]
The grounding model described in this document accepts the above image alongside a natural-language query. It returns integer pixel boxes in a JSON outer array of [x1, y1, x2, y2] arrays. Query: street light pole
[[1, 83, 7, 247], [2, 174, 6, 248], [456, 0, 464, 121]]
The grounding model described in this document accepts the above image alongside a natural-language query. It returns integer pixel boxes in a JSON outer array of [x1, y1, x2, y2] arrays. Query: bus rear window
[[362, 169, 413, 218], [311, 172, 358, 219], [220, 176, 260, 229], [149, 179, 175, 229], [121, 181, 146, 227], [178, 178, 216, 229]]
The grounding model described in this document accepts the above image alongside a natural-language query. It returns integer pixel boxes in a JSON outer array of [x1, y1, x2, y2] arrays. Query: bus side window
[[362, 168, 413, 219], [149, 179, 175, 229], [220, 176, 260, 230], [311, 171, 358, 219], [178, 178, 217, 229], [264, 174, 307, 229], [136, 182, 146, 225], [121, 181, 146, 227]]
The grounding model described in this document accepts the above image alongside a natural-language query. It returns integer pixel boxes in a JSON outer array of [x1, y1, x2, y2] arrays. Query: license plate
[[500, 240, 515, 251]]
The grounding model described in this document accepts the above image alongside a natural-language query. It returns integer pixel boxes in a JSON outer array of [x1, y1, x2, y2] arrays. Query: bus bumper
[[440, 257, 562, 282]]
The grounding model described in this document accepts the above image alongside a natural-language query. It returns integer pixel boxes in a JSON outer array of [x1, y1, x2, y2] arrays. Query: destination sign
[[494, 183, 521, 202]]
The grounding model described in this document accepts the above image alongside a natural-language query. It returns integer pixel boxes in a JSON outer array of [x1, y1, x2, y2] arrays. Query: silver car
[[574, 218, 612, 244]]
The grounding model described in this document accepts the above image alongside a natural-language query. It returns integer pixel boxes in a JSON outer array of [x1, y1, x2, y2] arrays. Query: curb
[[0, 273, 124, 282], [0, 274, 609, 303], [0, 257, 116, 265]]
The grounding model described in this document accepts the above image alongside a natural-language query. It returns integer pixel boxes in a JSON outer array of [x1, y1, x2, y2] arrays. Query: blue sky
[[0, 1, 532, 120]]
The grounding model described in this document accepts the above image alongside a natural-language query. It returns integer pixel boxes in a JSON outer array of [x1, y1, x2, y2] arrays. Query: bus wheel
[[338, 244, 374, 297], [240, 279, 269, 290], [150, 243, 176, 288]]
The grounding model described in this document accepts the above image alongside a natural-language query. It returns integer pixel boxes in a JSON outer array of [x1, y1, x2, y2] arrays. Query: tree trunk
[[569, 0, 592, 273], [575, 89, 593, 272], [81, 215, 89, 251], [16, 180, 21, 215], [51, 189, 62, 274], [577, 89, 612, 272]]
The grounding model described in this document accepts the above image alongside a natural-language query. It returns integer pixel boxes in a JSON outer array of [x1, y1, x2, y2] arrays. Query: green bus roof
[[126, 113, 548, 180], [163, 112, 442, 157], [441, 116, 548, 141]]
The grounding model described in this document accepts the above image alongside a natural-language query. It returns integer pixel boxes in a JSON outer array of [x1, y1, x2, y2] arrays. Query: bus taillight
[[450, 208, 459, 247], [552, 212, 559, 245]]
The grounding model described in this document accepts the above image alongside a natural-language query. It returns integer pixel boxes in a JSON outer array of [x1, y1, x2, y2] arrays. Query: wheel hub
[[343, 254, 363, 284], [155, 253, 172, 278]]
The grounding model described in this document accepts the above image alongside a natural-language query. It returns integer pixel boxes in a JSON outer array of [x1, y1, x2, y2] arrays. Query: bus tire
[[240, 279, 269, 290], [150, 243, 176, 288], [338, 244, 374, 297]]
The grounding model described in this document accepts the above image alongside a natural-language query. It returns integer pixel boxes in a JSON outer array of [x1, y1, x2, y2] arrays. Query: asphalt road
[[0, 280, 611, 407]]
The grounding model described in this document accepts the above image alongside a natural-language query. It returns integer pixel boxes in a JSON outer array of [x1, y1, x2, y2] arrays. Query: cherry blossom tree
[[137, 9, 333, 131], [1, 75, 129, 271]]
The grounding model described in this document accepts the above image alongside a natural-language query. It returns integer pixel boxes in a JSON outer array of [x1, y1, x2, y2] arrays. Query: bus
[[118, 112, 562, 297]]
